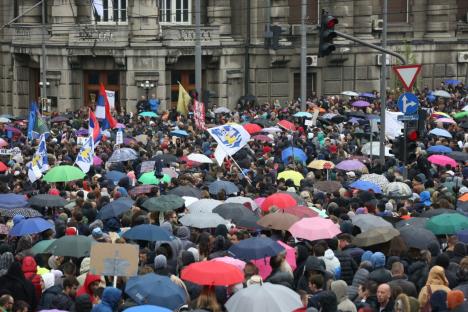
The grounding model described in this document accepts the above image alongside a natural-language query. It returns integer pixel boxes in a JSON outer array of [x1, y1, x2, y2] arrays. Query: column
[[128, 0, 160, 41]]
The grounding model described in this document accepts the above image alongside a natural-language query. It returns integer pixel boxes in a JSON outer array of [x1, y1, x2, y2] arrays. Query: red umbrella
[[278, 206, 318, 218], [243, 123, 262, 134], [0, 162, 7, 172], [181, 261, 244, 286], [252, 134, 272, 142], [261, 193, 297, 212], [278, 120, 296, 131], [179, 156, 201, 168]]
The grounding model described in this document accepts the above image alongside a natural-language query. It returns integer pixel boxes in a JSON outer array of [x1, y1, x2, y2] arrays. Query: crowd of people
[[0, 80, 466, 312]]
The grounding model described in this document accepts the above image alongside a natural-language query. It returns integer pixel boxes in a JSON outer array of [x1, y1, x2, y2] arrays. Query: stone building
[[0, 0, 467, 114]]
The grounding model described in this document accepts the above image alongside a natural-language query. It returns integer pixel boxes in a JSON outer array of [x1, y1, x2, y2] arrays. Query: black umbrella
[[460, 121, 468, 129], [29, 194, 68, 207], [331, 115, 347, 123], [212, 203, 256, 223], [251, 118, 274, 127], [168, 186, 202, 199], [448, 151, 468, 162], [98, 198, 135, 220], [235, 214, 263, 230], [347, 111, 367, 119], [151, 154, 178, 166], [420, 208, 457, 218], [395, 217, 428, 229], [399, 226, 439, 250]]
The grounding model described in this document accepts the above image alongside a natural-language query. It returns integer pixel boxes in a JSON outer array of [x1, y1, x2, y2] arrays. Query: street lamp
[[39, 81, 50, 113], [139, 80, 155, 99]]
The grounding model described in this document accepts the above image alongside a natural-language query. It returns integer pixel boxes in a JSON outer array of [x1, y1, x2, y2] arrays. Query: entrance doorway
[[84, 71, 120, 111], [170, 70, 196, 109]]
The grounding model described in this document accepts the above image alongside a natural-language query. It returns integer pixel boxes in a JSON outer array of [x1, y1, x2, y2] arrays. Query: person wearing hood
[[418, 265, 451, 308], [77, 273, 102, 304], [0, 261, 36, 310], [348, 267, 370, 302], [454, 257, 468, 298], [0, 253, 14, 277], [297, 256, 331, 292], [37, 272, 59, 310], [176, 226, 196, 251], [429, 290, 449, 312], [91, 287, 122, 312], [369, 252, 392, 285], [20, 256, 42, 301], [331, 280, 356, 312], [320, 249, 341, 280]]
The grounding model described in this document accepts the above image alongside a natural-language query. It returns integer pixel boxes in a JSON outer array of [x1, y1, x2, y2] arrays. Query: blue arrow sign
[[397, 93, 419, 115]]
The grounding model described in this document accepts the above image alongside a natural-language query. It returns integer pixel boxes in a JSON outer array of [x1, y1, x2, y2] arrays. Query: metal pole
[[244, 0, 251, 96], [300, 0, 307, 111], [41, 0, 47, 112], [403, 122, 408, 179], [194, 0, 202, 98], [379, 0, 388, 165]]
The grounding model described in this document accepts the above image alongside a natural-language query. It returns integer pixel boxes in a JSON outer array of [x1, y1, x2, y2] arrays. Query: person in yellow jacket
[[418, 265, 451, 308]]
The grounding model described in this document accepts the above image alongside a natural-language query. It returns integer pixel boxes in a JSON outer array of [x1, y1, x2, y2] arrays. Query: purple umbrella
[[360, 92, 376, 98], [352, 100, 370, 107], [116, 123, 126, 129], [93, 156, 103, 166], [335, 159, 366, 171], [75, 128, 89, 136], [51, 116, 68, 123], [5, 126, 21, 134], [124, 137, 137, 145]]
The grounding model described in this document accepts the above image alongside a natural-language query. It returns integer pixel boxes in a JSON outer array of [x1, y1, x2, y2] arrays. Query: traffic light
[[406, 128, 419, 164], [390, 136, 405, 162], [318, 13, 338, 57]]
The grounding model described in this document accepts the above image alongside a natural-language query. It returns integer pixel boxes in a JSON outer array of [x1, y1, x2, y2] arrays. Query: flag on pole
[[75, 135, 94, 173], [89, 108, 101, 144], [26, 133, 49, 183], [193, 99, 206, 130], [100, 83, 118, 129], [37, 134, 49, 172], [27, 102, 37, 140], [27, 102, 49, 140], [177, 83, 191, 116], [207, 124, 251, 165]]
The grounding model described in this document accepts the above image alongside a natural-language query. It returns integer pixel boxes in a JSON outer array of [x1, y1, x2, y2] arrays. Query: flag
[[37, 134, 49, 172], [193, 99, 206, 130], [34, 115, 49, 139], [27, 133, 48, 182], [177, 83, 191, 116], [27, 102, 37, 140], [207, 124, 250, 165], [27, 102, 49, 140], [100, 83, 117, 129], [89, 108, 101, 144], [95, 93, 106, 119], [75, 135, 94, 173]]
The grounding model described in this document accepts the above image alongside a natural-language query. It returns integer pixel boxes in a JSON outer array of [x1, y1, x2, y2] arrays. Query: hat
[[385, 202, 394, 212], [65, 227, 78, 236], [48, 188, 60, 196], [154, 254, 167, 270], [187, 247, 200, 262], [371, 252, 386, 269], [447, 290, 465, 310], [176, 226, 190, 240], [416, 173, 427, 184], [346, 172, 356, 178], [419, 191, 432, 206], [92, 227, 104, 239]]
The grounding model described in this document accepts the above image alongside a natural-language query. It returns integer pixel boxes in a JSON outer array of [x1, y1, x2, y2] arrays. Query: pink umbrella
[[254, 197, 266, 207], [428, 154, 458, 168], [436, 118, 457, 124], [352, 100, 370, 107], [211, 257, 246, 271], [115, 123, 126, 129], [93, 156, 103, 166], [252, 241, 297, 279], [0, 138, 8, 148], [289, 218, 341, 241], [162, 167, 179, 179]]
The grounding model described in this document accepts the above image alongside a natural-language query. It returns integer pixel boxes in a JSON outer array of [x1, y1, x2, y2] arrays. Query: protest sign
[[90, 243, 138, 277]]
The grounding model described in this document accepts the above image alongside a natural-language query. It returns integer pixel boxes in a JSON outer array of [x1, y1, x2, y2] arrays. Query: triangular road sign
[[393, 64, 422, 91]]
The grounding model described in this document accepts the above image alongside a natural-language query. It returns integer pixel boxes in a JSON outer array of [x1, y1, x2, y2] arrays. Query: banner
[[116, 129, 123, 145], [106, 90, 115, 111], [75, 136, 94, 173], [193, 99, 206, 130], [207, 124, 250, 166]]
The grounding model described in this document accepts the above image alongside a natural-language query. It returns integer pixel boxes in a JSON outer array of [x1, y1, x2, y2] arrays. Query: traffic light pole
[[300, 0, 307, 111]]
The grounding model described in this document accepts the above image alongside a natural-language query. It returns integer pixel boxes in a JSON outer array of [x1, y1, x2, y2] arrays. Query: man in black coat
[[0, 262, 36, 310], [388, 261, 418, 297]]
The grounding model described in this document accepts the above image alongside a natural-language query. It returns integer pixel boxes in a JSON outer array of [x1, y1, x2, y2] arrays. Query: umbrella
[[314, 181, 342, 193], [209, 180, 239, 195], [426, 213, 468, 235], [213, 203, 256, 223], [432, 90, 451, 98], [431, 112, 451, 119], [152, 154, 178, 166], [307, 160, 335, 170], [43, 165, 86, 183], [93, 156, 103, 166], [252, 134, 273, 142], [341, 91, 359, 97], [168, 186, 202, 198], [448, 151, 468, 162], [125, 273, 186, 310], [384, 182, 413, 199], [243, 123, 263, 134], [75, 128, 89, 136], [335, 159, 366, 171], [28, 194, 67, 207], [5, 126, 21, 134], [122, 224, 173, 242], [395, 217, 428, 229], [138, 172, 171, 185], [360, 92, 376, 98], [31, 239, 56, 255], [225, 196, 259, 211], [105, 170, 126, 183], [353, 227, 400, 247], [187, 153, 212, 164], [170, 129, 189, 137], [179, 212, 227, 229], [262, 126, 282, 133], [435, 118, 457, 124], [359, 174, 389, 189], [51, 116, 68, 123], [453, 111, 468, 119], [293, 112, 313, 118], [399, 226, 439, 250], [0, 194, 28, 209], [124, 306, 171, 312], [429, 128, 452, 138], [351, 214, 393, 232], [257, 212, 300, 231], [108, 148, 139, 162], [349, 180, 382, 193], [211, 257, 246, 271], [289, 218, 341, 241], [161, 168, 179, 179], [456, 229, 468, 244], [45, 235, 93, 258], [277, 206, 318, 218], [281, 147, 307, 164], [228, 237, 285, 261], [0, 138, 7, 147], [421, 208, 457, 218], [277, 170, 304, 187], [182, 196, 198, 208], [128, 185, 156, 196], [98, 198, 135, 220], [427, 155, 458, 168], [261, 193, 297, 212], [139, 111, 158, 117], [187, 199, 223, 214], [9, 217, 53, 236], [0, 208, 42, 218], [142, 195, 184, 212], [181, 260, 244, 286], [251, 118, 274, 127], [0, 117, 11, 123], [445, 79, 461, 85], [277, 120, 296, 131], [361, 142, 393, 157], [225, 282, 302, 312], [236, 214, 263, 230], [214, 107, 231, 114], [330, 115, 347, 123], [134, 134, 149, 144], [427, 145, 453, 154], [352, 100, 370, 107]]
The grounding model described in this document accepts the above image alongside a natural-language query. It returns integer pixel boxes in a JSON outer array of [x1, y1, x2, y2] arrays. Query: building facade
[[0, 0, 467, 115]]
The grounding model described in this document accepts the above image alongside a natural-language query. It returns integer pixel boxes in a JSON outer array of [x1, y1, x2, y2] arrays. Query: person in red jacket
[[21, 256, 42, 301], [76, 273, 101, 304]]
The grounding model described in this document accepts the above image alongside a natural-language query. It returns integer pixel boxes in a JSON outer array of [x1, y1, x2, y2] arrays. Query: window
[[159, 0, 191, 24], [93, 0, 127, 23], [380, 0, 409, 23], [457, 0, 468, 22], [288, 0, 318, 25]]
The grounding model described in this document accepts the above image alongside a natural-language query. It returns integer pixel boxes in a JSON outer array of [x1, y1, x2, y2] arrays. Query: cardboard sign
[[140, 160, 156, 173], [90, 243, 139, 277], [0, 149, 12, 155], [116, 130, 123, 145], [106, 90, 115, 110]]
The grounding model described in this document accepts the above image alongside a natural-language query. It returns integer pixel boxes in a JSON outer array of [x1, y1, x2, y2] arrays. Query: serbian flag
[[89, 108, 101, 144], [99, 83, 117, 129]]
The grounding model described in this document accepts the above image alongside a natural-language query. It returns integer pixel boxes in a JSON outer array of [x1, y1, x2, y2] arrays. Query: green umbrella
[[43, 165, 86, 183], [31, 239, 56, 255], [453, 111, 468, 119], [426, 213, 468, 235], [138, 173, 171, 185], [45, 235, 93, 258], [139, 111, 158, 117], [142, 195, 184, 212]]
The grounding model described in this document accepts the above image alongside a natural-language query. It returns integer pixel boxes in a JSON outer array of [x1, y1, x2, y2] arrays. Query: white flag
[[106, 90, 115, 111], [27, 154, 43, 183], [75, 136, 94, 173], [116, 129, 123, 145], [207, 124, 250, 158]]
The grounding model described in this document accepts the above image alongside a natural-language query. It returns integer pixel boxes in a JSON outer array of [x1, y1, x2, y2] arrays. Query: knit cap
[[154, 255, 167, 270], [371, 252, 385, 269], [447, 290, 464, 310]]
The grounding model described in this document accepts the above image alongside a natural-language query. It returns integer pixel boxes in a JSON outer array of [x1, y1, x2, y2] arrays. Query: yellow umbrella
[[307, 160, 335, 170], [277, 170, 304, 187]]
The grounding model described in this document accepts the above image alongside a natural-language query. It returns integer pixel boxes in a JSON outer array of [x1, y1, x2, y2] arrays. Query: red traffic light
[[407, 130, 419, 141], [326, 17, 338, 29]]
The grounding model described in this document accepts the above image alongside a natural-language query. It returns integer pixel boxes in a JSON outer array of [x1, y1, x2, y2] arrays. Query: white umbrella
[[432, 90, 451, 98], [463, 105, 468, 111], [179, 212, 228, 229], [182, 196, 199, 207], [225, 196, 259, 211], [187, 153, 212, 164], [262, 127, 282, 134], [214, 107, 231, 114], [341, 91, 359, 97], [384, 182, 413, 199], [361, 142, 393, 157], [0, 117, 11, 123], [188, 199, 223, 213]]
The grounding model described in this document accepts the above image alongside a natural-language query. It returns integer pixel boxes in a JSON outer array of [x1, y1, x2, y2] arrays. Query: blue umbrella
[[0, 194, 29, 209], [445, 79, 461, 86], [124, 306, 171, 312], [293, 112, 312, 118], [208, 180, 239, 195], [228, 236, 285, 261], [125, 273, 186, 310], [108, 148, 139, 162], [427, 145, 453, 154], [456, 229, 468, 244], [105, 170, 126, 184], [427, 94, 436, 103], [98, 198, 135, 220], [281, 147, 307, 164], [350, 180, 382, 193], [429, 128, 452, 138], [9, 217, 53, 236], [170, 129, 189, 137], [122, 224, 173, 242], [360, 92, 376, 98]]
